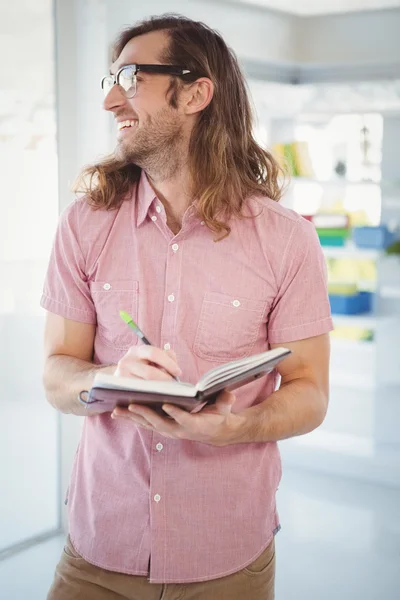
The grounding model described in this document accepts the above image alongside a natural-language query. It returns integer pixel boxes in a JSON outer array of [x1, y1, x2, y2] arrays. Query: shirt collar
[[136, 170, 158, 227]]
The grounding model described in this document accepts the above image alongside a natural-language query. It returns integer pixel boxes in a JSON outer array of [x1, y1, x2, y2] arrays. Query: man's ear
[[183, 78, 214, 116]]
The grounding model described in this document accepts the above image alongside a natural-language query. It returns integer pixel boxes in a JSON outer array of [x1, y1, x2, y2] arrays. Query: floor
[[1, 468, 399, 600]]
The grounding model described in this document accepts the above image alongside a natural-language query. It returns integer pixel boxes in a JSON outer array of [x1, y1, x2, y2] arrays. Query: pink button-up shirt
[[41, 171, 333, 583]]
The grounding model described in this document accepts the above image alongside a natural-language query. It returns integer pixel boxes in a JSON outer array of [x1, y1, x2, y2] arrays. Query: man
[[43, 14, 332, 600]]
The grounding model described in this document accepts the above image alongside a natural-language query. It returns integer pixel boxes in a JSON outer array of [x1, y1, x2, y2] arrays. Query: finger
[[115, 345, 182, 380], [162, 404, 192, 426], [112, 408, 153, 428], [129, 345, 182, 377], [128, 404, 181, 435], [112, 407, 131, 417], [117, 360, 176, 381], [214, 391, 236, 415]]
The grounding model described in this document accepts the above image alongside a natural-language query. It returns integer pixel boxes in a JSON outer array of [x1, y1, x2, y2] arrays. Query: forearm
[[234, 378, 328, 444], [43, 355, 115, 416]]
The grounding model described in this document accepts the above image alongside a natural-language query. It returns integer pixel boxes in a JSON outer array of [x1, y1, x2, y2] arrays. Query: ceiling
[[233, 0, 400, 15]]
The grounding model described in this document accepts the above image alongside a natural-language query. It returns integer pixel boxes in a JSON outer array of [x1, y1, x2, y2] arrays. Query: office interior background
[[1, 0, 400, 598]]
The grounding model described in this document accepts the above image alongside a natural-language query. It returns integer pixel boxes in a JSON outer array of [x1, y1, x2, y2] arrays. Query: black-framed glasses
[[101, 64, 192, 98]]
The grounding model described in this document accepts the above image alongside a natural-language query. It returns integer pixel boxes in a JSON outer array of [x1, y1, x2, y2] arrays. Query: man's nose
[[103, 84, 126, 112]]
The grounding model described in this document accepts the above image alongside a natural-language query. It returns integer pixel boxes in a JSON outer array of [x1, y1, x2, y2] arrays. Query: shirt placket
[[148, 434, 168, 582], [148, 210, 184, 581], [160, 233, 183, 353]]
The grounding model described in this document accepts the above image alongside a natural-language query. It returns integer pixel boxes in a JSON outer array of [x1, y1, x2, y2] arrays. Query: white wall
[[0, 0, 60, 551], [107, 0, 297, 63], [298, 8, 400, 66]]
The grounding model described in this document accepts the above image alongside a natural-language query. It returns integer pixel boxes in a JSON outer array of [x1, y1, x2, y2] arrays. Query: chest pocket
[[90, 280, 139, 350], [193, 292, 267, 362]]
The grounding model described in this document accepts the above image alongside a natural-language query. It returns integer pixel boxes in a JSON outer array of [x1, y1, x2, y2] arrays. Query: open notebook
[[79, 347, 291, 413]]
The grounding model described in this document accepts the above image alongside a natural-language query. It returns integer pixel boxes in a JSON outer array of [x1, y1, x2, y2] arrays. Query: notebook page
[[197, 348, 287, 391], [93, 373, 197, 398]]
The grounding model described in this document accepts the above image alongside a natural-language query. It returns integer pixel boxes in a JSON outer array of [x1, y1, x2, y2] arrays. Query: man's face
[[103, 30, 185, 166]]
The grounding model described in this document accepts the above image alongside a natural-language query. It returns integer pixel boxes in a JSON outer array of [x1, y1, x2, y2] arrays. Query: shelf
[[332, 314, 377, 328], [330, 338, 376, 352], [279, 434, 400, 488], [289, 177, 380, 187], [330, 338, 376, 390], [330, 370, 375, 391], [322, 244, 381, 260], [380, 285, 400, 299], [282, 430, 375, 458], [382, 198, 400, 210], [332, 314, 398, 328]]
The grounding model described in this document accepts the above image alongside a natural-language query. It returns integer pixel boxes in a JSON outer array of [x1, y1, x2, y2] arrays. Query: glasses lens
[[101, 76, 114, 96], [101, 75, 114, 96], [118, 66, 137, 98]]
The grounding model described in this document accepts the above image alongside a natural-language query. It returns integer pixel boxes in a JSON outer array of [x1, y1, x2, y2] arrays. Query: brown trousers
[[47, 535, 275, 600]]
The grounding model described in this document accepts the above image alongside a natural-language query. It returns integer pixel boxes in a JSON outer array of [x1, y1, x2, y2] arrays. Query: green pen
[[119, 310, 181, 382]]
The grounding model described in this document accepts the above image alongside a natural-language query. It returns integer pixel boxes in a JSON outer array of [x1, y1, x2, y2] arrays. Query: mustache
[[115, 112, 139, 121]]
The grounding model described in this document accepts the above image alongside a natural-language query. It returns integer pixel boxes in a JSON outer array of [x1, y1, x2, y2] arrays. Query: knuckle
[[128, 345, 142, 358], [140, 364, 166, 381], [140, 364, 155, 379], [115, 361, 129, 376], [117, 355, 127, 367], [116, 366, 127, 377], [137, 345, 157, 361], [126, 345, 154, 366]]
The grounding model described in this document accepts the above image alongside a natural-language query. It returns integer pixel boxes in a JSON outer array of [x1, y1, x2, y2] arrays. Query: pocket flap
[[90, 281, 139, 293], [203, 291, 266, 314]]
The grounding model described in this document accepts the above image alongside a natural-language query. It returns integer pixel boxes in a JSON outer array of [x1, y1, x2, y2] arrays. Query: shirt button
[[232, 299, 241, 307], [151, 215, 157, 222], [168, 294, 175, 302], [172, 243, 179, 252], [156, 205, 162, 213], [156, 443, 163, 452], [200, 221, 205, 225], [154, 494, 161, 503], [164, 343, 171, 351], [103, 283, 111, 290]]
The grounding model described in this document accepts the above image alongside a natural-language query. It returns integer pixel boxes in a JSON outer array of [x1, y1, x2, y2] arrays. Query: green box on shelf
[[316, 228, 349, 238], [317, 227, 349, 247]]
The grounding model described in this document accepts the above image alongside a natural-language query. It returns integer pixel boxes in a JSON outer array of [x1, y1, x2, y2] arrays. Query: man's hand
[[111, 390, 243, 447], [114, 344, 183, 380], [112, 344, 244, 446]]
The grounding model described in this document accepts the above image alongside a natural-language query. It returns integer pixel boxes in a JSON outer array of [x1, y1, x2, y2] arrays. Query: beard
[[115, 105, 185, 178]]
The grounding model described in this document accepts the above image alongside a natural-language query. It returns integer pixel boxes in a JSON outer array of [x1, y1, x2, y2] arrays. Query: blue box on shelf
[[329, 291, 373, 315], [352, 226, 394, 249]]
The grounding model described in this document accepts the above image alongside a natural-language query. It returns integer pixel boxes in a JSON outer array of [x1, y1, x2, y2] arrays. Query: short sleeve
[[40, 201, 96, 324], [268, 217, 334, 343]]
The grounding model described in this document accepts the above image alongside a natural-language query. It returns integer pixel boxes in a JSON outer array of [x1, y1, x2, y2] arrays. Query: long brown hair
[[74, 14, 284, 238]]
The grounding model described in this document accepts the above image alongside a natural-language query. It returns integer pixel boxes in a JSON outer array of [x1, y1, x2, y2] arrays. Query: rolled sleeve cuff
[[40, 294, 97, 325], [268, 316, 334, 344]]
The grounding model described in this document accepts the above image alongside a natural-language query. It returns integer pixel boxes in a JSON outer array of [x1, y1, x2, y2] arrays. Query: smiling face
[[103, 30, 187, 172]]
